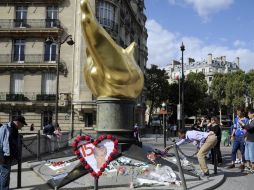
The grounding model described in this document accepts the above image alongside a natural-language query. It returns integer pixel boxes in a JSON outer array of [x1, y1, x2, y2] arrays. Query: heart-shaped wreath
[[72, 135, 118, 177]]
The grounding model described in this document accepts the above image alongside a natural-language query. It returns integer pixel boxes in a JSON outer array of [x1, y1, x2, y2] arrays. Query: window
[[11, 73, 24, 94], [46, 6, 58, 27], [84, 113, 93, 127], [42, 73, 56, 94], [15, 6, 27, 27], [44, 42, 57, 62], [13, 39, 25, 62], [209, 76, 213, 82], [96, 1, 116, 29], [42, 111, 53, 127]]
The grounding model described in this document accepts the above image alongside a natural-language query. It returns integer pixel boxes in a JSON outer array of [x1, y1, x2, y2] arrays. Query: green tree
[[246, 70, 254, 102], [210, 73, 227, 106], [225, 71, 245, 107], [166, 72, 208, 117], [184, 72, 208, 116], [146, 65, 170, 126]]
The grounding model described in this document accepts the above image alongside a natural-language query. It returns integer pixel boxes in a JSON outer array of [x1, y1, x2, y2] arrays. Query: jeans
[[245, 141, 254, 162], [231, 137, 245, 162], [47, 135, 55, 153], [0, 164, 11, 190]]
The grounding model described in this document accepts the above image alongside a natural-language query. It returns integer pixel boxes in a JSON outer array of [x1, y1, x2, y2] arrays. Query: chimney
[[236, 57, 240, 67], [208, 53, 212, 64], [221, 56, 226, 63]]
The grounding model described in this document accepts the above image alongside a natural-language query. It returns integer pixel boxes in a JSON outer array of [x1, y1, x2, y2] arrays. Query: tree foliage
[[146, 65, 170, 125]]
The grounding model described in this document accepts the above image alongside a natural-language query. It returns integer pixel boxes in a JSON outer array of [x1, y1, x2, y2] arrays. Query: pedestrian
[[30, 123, 34, 131], [133, 123, 139, 140], [241, 109, 254, 172], [53, 124, 62, 151], [191, 118, 202, 131], [208, 116, 223, 165], [43, 121, 55, 153], [165, 129, 217, 176], [228, 108, 249, 170], [172, 122, 177, 137], [0, 115, 27, 189]]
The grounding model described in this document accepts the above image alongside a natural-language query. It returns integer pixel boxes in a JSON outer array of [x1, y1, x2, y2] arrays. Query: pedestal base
[[96, 97, 136, 142]]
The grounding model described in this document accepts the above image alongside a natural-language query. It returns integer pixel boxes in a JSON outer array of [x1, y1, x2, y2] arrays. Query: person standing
[[208, 116, 223, 165], [242, 109, 254, 171], [53, 124, 62, 151], [30, 123, 34, 131], [228, 108, 249, 170], [43, 121, 56, 153], [165, 129, 217, 176], [133, 123, 139, 140], [0, 116, 27, 190]]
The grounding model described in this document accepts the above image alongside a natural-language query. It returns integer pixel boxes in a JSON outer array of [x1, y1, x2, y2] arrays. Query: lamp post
[[180, 42, 185, 129], [45, 35, 75, 126], [161, 102, 167, 148]]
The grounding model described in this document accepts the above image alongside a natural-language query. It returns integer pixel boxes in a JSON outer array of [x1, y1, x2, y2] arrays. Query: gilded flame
[[80, 0, 144, 98]]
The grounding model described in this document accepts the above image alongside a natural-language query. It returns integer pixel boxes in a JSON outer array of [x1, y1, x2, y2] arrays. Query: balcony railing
[[0, 54, 58, 64], [0, 19, 61, 29], [96, 17, 118, 33], [36, 94, 56, 101], [0, 0, 63, 4], [0, 92, 56, 101]]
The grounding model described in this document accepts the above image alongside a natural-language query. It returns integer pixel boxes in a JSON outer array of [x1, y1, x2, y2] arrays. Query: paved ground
[[9, 135, 253, 190], [10, 134, 254, 190]]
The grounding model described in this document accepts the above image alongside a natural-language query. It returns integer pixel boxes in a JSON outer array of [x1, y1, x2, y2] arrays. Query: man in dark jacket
[[208, 116, 222, 165], [43, 121, 55, 153], [0, 116, 27, 189], [242, 109, 254, 171]]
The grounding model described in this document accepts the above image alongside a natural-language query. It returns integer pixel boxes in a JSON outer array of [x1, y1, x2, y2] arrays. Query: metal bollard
[[17, 135, 23, 188], [37, 130, 41, 160], [213, 148, 217, 174], [173, 142, 187, 190], [94, 177, 99, 190]]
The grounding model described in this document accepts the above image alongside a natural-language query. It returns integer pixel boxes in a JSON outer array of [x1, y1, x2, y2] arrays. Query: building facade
[[0, 0, 148, 131], [165, 53, 240, 92]]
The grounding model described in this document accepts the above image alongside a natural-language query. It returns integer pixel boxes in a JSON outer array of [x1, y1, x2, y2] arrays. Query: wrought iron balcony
[[0, 92, 56, 102], [0, 19, 61, 29], [0, 19, 61, 37], [0, 54, 58, 64], [0, 0, 64, 4], [36, 94, 56, 101], [0, 54, 59, 73]]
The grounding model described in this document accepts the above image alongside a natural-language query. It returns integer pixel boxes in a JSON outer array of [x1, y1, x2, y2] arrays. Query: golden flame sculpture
[[80, 0, 144, 98]]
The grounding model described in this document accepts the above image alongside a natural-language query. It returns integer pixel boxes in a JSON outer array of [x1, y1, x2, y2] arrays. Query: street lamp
[[161, 102, 167, 148], [180, 42, 185, 129], [45, 35, 75, 126]]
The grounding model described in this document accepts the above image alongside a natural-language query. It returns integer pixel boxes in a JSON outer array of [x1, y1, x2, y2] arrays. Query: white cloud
[[169, 0, 234, 21], [146, 19, 254, 71], [233, 40, 246, 47]]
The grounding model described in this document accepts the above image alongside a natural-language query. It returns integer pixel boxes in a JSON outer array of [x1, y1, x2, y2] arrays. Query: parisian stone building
[[0, 0, 148, 132], [165, 53, 240, 92]]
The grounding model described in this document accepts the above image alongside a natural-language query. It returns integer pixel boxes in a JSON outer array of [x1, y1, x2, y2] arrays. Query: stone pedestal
[[96, 97, 137, 146]]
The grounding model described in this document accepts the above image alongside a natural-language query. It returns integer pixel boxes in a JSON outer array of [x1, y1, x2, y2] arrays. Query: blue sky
[[145, 0, 254, 71]]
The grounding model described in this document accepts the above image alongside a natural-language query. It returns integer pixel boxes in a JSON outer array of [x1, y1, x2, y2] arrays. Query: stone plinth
[[96, 97, 136, 143]]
